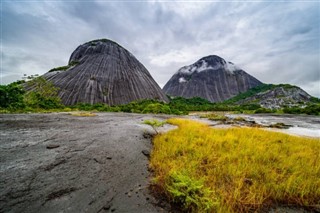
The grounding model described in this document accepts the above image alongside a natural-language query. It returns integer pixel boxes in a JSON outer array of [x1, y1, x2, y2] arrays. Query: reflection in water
[[282, 127, 320, 138]]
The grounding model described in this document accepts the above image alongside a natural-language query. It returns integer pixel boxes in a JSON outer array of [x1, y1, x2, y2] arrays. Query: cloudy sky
[[1, 0, 320, 97]]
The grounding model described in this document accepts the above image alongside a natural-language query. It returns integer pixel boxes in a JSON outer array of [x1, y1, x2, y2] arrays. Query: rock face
[[44, 39, 168, 106], [163, 55, 262, 102], [237, 85, 313, 109]]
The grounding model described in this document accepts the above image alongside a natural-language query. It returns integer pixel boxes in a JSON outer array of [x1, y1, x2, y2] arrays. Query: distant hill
[[224, 84, 319, 109], [163, 55, 262, 102]]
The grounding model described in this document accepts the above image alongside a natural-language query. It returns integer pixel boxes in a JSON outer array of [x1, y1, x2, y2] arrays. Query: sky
[[1, 0, 320, 97]]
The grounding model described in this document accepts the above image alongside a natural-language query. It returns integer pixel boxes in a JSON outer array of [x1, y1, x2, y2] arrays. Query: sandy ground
[[0, 112, 174, 213], [0, 112, 319, 213]]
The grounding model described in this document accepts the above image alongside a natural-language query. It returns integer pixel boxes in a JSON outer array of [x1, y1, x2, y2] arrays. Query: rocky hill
[[43, 39, 168, 106], [226, 84, 316, 109], [163, 55, 262, 103]]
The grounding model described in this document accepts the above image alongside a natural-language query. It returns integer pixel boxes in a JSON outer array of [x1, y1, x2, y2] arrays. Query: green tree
[[0, 82, 25, 109], [24, 77, 62, 109]]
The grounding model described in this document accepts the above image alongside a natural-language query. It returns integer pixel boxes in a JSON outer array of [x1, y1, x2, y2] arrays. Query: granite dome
[[44, 39, 168, 105], [163, 55, 262, 102]]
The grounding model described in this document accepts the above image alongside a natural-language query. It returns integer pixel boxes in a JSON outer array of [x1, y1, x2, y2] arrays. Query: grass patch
[[69, 112, 97, 117], [200, 113, 228, 121], [143, 119, 166, 128], [143, 119, 166, 134], [150, 118, 320, 212]]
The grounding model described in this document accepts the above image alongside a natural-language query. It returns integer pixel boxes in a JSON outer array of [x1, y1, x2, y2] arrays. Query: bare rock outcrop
[[163, 55, 262, 102], [44, 39, 168, 106], [237, 85, 313, 109]]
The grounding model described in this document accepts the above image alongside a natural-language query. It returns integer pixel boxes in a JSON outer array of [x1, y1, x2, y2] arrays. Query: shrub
[[166, 171, 214, 212], [143, 119, 166, 134], [143, 119, 166, 128], [24, 77, 62, 109], [142, 103, 171, 114], [254, 107, 274, 114], [200, 113, 227, 121], [0, 82, 25, 109]]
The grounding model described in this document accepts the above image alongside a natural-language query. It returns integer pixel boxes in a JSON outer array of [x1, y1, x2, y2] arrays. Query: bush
[[254, 107, 274, 114], [24, 77, 62, 109], [283, 104, 320, 115], [142, 103, 171, 114], [0, 82, 25, 109], [166, 171, 214, 212]]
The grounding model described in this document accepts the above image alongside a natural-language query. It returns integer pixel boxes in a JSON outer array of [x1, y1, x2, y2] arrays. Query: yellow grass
[[69, 112, 97, 117], [150, 118, 320, 212]]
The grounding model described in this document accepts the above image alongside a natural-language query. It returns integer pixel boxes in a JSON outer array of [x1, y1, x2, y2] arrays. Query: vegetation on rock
[[48, 61, 79, 72], [24, 77, 62, 109], [224, 84, 275, 104], [0, 77, 62, 112]]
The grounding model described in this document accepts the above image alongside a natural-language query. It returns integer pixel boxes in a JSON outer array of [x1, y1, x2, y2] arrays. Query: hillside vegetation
[[1, 79, 319, 115], [150, 119, 320, 212], [223, 84, 275, 104]]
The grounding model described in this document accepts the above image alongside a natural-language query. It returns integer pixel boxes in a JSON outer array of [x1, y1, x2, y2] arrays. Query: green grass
[[150, 119, 320, 212], [143, 119, 166, 128], [143, 119, 166, 134], [200, 113, 228, 121]]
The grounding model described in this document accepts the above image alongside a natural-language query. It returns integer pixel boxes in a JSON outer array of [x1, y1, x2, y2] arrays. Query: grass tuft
[[69, 112, 97, 117], [200, 113, 228, 121], [143, 119, 166, 134], [150, 118, 320, 212]]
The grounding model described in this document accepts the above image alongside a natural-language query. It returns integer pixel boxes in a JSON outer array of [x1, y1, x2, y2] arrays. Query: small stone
[[128, 192, 132, 197], [46, 144, 60, 149], [111, 208, 116, 212], [107, 156, 112, 160], [141, 150, 150, 158], [103, 205, 111, 210]]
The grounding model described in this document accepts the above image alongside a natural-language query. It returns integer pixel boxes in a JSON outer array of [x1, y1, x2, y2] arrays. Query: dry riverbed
[[0, 112, 319, 213]]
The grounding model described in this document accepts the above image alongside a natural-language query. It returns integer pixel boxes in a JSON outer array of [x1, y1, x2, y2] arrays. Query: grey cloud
[[1, 1, 319, 97]]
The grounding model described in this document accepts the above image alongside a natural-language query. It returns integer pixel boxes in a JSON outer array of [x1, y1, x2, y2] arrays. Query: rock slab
[[0, 113, 173, 213]]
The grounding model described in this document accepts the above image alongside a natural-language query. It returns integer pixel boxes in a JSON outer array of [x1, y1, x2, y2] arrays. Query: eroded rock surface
[[0, 113, 172, 213]]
